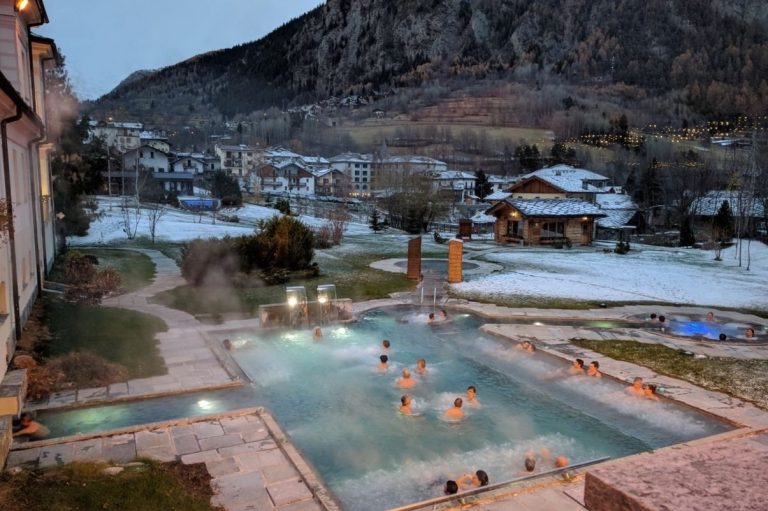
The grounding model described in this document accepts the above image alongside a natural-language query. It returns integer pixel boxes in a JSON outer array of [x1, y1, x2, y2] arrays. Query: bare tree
[[0, 198, 10, 245], [120, 197, 142, 240], [146, 203, 167, 244], [328, 207, 350, 245]]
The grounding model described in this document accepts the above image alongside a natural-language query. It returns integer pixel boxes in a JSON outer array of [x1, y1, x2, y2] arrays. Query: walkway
[[6, 409, 329, 511], [28, 248, 239, 410]]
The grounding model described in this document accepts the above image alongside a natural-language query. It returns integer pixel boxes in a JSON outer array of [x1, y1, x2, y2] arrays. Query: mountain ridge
[[91, 0, 768, 122]]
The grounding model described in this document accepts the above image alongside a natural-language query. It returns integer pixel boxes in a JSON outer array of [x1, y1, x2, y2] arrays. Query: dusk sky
[[37, 0, 323, 100]]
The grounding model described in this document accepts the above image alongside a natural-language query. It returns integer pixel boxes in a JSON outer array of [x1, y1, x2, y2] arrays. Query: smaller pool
[[637, 314, 767, 343], [394, 259, 479, 272]]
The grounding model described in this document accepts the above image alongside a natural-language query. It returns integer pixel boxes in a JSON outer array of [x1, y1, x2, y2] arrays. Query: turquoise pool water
[[39, 307, 732, 510]]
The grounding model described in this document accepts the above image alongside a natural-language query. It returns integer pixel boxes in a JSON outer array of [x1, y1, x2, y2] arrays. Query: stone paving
[[6, 409, 328, 511], [28, 249, 241, 411]]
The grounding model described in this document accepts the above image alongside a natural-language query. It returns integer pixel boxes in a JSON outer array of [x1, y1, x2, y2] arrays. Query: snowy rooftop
[[518, 165, 610, 193], [595, 193, 638, 210], [301, 156, 330, 165], [265, 147, 302, 159], [470, 211, 496, 223], [597, 209, 638, 229], [487, 175, 509, 184], [383, 155, 446, 166], [691, 191, 765, 217], [217, 144, 256, 152], [501, 198, 606, 217], [485, 191, 512, 201], [433, 171, 476, 180], [140, 130, 168, 140], [328, 152, 373, 163], [111, 122, 143, 129], [173, 152, 207, 159]]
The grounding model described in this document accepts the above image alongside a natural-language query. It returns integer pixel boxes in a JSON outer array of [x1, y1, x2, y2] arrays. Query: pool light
[[197, 400, 213, 410], [285, 286, 306, 308], [316, 284, 337, 305]]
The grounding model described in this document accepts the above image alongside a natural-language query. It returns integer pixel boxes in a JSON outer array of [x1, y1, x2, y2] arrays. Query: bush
[[274, 199, 291, 215], [255, 215, 314, 270], [62, 251, 121, 304], [260, 268, 289, 285], [26, 352, 129, 400], [313, 224, 334, 249], [433, 231, 447, 244], [614, 241, 631, 254]]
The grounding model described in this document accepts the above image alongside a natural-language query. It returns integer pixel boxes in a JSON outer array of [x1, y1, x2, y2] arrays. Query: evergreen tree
[[207, 171, 242, 206], [474, 170, 493, 199], [368, 208, 384, 232], [712, 200, 734, 241], [679, 216, 696, 246]]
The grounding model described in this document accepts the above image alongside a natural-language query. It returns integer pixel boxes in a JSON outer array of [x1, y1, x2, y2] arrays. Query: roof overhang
[[30, 34, 61, 65]]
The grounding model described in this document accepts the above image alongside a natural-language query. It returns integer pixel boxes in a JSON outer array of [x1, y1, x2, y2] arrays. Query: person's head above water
[[402, 368, 411, 378], [574, 358, 584, 368], [417, 358, 426, 368], [379, 354, 388, 364], [453, 397, 463, 408], [400, 395, 411, 406], [382, 339, 390, 348], [706, 311, 714, 321], [429, 312, 435, 320], [746, 327, 755, 338], [467, 385, 477, 399], [524, 456, 536, 472], [444, 480, 459, 495], [590, 361, 600, 369], [476, 470, 489, 486]]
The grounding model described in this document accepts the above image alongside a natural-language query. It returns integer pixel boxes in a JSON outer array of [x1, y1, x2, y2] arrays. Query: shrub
[[62, 251, 121, 304], [26, 352, 129, 400], [433, 231, 447, 244], [255, 215, 314, 270], [260, 268, 290, 285], [614, 241, 631, 254], [313, 224, 334, 249]]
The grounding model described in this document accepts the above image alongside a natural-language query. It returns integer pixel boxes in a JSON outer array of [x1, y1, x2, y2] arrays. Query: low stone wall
[[0, 369, 27, 416], [259, 299, 353, 329]]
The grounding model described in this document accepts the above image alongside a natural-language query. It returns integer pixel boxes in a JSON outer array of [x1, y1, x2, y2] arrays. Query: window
[[354, 170, 360, 176], [139, 151, 144, 158], [150, 151, 155, 158], [540, 222, 565, 238], [507, 221, 522, 237], [355, 163, 360, 168]]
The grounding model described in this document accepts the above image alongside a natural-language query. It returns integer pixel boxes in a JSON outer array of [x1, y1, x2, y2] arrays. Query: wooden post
[[407, 236, 421, 281], [447, 239, 463, 284]]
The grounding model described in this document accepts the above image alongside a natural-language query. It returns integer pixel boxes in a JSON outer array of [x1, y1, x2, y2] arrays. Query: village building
[[89, 120, 143, 153], [139, 130, 170, 153], [122, 145, 193, 195], [485, 165, 623, 246], [0, 0, 59, 391], [312, 168, 350, 197], [215, 143, 256, 177], [329, 152, 374, 195], [255, 161, 315, 196], [431, 170, 476, 202], [595, 192, 645, 240]]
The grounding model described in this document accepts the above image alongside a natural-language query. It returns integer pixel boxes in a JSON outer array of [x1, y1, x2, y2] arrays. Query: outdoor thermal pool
[[38, 307, 732, 510]]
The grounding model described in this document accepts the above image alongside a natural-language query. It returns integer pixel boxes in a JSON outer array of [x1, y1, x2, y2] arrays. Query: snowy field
[[452, 241, 768, 310], [68, 197, 370, 245]]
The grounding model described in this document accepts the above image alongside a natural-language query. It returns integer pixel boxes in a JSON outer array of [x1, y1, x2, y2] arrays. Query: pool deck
[[6, 408, 333, 511], [27, 249, 244, 412]]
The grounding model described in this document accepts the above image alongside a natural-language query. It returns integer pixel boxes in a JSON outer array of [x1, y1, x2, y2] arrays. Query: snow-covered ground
[[452, 241, 768, 309], [68, 197, 370, 245]]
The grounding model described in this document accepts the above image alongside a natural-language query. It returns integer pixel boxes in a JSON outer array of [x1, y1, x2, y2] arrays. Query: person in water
[[587, 361, 603, 378], [569, 358, 585, 375], [643, 383, 660, 401], [466, 385, 479, 405], [626, 376, 644, 397], [444, 480, 459, 495], [416, 358, 427, 375], [523, 455, 536, 474], [399, 395, 413, 415], [745, 327, 756, 339], [554, 456, 569, 468], [440, 309, 448, 321], [428, 312, 436, 323], [382, 339, 391, 352], [444, 397, 464, 420], [706, 311, 715, 322], [222, 339, 233, 351], [312, 326, 323, 340], [13, 413, 49, 441], [378, 354, 389, 372], [397, 368, 416, 388], [456, 470, 489, 490]]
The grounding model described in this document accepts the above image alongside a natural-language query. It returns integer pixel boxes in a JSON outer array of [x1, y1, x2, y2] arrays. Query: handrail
[[387, 456, 610, 511]]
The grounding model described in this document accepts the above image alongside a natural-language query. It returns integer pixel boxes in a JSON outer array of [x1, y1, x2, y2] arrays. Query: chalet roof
[[383, 155, 446, 166], [311, 167, 344, 178], [302, 156, 330, 165], [488, 198, 606, 218], [140, 130, 168, 141], [517, 165, 610, 193], [111, 122, 143, 130], [487, 175, 509, 184], [690, 191, 765, 218]]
